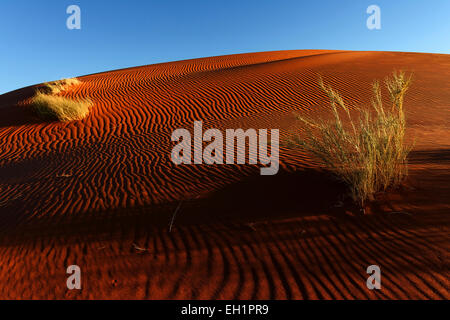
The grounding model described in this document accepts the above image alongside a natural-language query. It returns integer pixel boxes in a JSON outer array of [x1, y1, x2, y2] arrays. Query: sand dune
[[0, 50, 449, 299]]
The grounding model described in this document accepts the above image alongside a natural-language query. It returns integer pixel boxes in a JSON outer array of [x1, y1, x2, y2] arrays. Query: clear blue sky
[[1, 0, 449, 94]]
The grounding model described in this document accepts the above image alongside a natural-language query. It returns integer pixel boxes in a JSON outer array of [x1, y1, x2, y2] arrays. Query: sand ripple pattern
[[0, 50, 449, 299]]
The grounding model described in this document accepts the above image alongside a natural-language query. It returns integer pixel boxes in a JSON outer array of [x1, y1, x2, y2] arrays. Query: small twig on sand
[[132, 243, 148, 252], [246, 223, 257, 231], [56, 173, 72, 178], [169, 201, 183, 232], [245, 221, 270, 231]]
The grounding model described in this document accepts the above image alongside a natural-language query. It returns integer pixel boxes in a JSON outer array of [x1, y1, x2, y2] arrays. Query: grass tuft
[[30, 78, 92, 122], [288, 71, 413, 206], [42, 78, 82, 95]]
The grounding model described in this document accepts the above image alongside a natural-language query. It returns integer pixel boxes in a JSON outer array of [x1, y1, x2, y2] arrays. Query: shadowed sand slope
[[0, 50, 449, 299]]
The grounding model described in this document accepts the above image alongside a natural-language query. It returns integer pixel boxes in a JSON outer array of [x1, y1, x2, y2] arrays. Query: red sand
[[0, 50, 448, 299]]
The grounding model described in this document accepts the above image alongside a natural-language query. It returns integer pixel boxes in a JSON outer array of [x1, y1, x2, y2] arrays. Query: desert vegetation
[[30, 78, 92, 121], [289, 71, 413, 206]]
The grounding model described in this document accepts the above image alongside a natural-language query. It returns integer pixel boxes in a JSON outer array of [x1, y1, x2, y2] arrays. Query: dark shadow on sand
[[0, 168, 347, 241], [409, 149, 450, 164], [0, 85, 43, 128]]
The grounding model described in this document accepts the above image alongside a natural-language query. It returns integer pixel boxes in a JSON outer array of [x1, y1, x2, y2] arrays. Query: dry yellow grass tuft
[[30, 78, 92, 122], [288, 71, 413, 207], [42, 78, 82, 95], [32, 91, 92, 122]]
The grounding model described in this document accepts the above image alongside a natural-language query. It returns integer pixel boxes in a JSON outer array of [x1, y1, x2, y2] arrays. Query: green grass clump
[[30, 78, 92, 122], [288, 71, 413, 206]]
